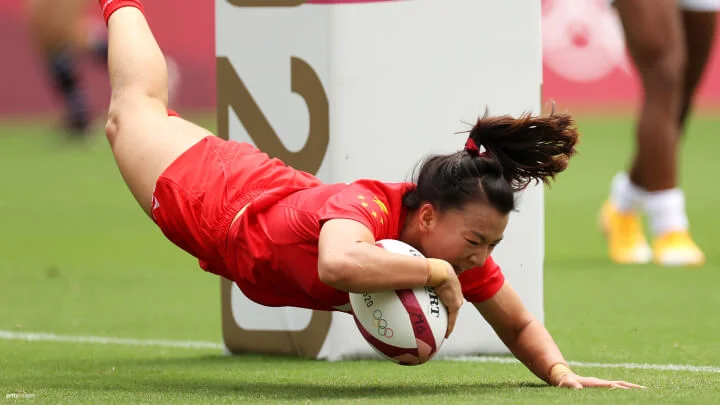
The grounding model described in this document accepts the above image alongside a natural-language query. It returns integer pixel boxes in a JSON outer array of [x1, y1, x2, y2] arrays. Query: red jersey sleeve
[[316, 183, 393, 240], [459, 256, 505, 303]]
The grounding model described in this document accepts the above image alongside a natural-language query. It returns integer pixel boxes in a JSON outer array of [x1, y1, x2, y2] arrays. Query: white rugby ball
[[349, 239, 448, 365]]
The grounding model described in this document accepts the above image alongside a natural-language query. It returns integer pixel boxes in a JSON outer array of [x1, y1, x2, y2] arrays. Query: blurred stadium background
[[1, 0, 719, 403]]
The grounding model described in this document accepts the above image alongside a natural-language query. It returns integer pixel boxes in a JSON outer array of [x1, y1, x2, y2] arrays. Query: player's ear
[[418, 203, 438, 232]]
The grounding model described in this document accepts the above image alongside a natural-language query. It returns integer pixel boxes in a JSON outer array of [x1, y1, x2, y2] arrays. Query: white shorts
[[611, 0, 720, 11], [682, 0, 720, 11]]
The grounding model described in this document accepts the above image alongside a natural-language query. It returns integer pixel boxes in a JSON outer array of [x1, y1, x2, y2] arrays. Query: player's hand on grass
[[433, 263, 463, 339], [554, 373, 646, 390]]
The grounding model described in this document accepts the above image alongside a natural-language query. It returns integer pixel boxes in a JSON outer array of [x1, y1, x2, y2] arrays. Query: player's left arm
[[473, 282, 645, 389]]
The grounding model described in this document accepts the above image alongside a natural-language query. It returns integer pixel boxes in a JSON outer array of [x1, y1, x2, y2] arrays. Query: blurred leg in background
[[26, 0, 107, 138], [25, 0, 181, 139], [679, 4, 717, 128], [601, 0, 717, 266]]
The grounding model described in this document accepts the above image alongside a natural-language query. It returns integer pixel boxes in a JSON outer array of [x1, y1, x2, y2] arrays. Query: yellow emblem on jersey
[[373, 197, 389, 215]]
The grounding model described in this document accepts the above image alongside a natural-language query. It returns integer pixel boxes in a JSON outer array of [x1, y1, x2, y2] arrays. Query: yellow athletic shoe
[[652, 231, 705, 267], [599, 201, 651, 264]]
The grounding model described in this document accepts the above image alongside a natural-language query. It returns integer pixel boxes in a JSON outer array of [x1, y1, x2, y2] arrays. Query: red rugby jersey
[[225, 179, 505, 311]]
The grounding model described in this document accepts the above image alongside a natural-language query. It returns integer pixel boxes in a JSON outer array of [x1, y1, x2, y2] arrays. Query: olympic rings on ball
[[372, 309, 394, 338]]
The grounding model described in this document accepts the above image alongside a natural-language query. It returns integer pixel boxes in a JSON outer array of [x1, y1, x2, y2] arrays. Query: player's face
[[418, 202, 508, 274]]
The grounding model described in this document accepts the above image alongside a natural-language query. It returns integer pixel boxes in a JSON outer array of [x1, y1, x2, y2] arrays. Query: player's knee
[[104, 99, 130, 146], [650, 56, 685, 90], [635, 45, 686, 90], [104, 94, 146, 146], [104, 112, 119, 146]]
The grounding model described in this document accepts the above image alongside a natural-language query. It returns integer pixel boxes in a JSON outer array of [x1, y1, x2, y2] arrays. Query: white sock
[[644, 188, 689, 236], [610, 172, 646, 213]]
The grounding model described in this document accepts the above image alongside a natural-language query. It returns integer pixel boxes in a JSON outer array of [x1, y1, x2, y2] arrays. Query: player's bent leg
[[104, 97, 209, 216], [102, 3, 209, 216]]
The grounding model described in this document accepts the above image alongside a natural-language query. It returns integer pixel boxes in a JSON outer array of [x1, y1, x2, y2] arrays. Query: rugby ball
[[349, 239, 448, 365]]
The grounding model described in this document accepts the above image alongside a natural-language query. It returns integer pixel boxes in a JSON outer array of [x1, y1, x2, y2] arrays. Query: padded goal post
[[216, 0, 543, 360]]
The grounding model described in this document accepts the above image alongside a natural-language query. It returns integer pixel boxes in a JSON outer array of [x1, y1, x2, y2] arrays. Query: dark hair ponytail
[[468, 111, 578, 191], [403, 111, 579, 214]]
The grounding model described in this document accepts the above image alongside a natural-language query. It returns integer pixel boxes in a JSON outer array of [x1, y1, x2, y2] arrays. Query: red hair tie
[[465, 138, 480, 156]]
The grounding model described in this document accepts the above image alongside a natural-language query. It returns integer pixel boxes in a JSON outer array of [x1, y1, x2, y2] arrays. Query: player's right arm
[[318, 218, 463, 337], [318, 218, 427, 291]]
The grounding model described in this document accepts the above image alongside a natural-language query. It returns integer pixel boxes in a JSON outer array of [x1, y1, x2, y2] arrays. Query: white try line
[[449, 355, 720, 374], [2, 329, 719, 373], [0, 330, 224, 350]]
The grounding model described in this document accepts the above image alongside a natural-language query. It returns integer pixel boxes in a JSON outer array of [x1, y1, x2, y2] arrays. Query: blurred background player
[[25, 0, 180, 138], [601, 0, 717, 266], [26, 0, 106, 136]]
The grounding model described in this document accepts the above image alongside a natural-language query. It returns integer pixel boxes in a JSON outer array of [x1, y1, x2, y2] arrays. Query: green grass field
[[1, 114, 719, 404]]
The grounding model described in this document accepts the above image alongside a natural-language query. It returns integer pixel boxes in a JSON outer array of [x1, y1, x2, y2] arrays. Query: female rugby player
[[97, 0, 644, 389]]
